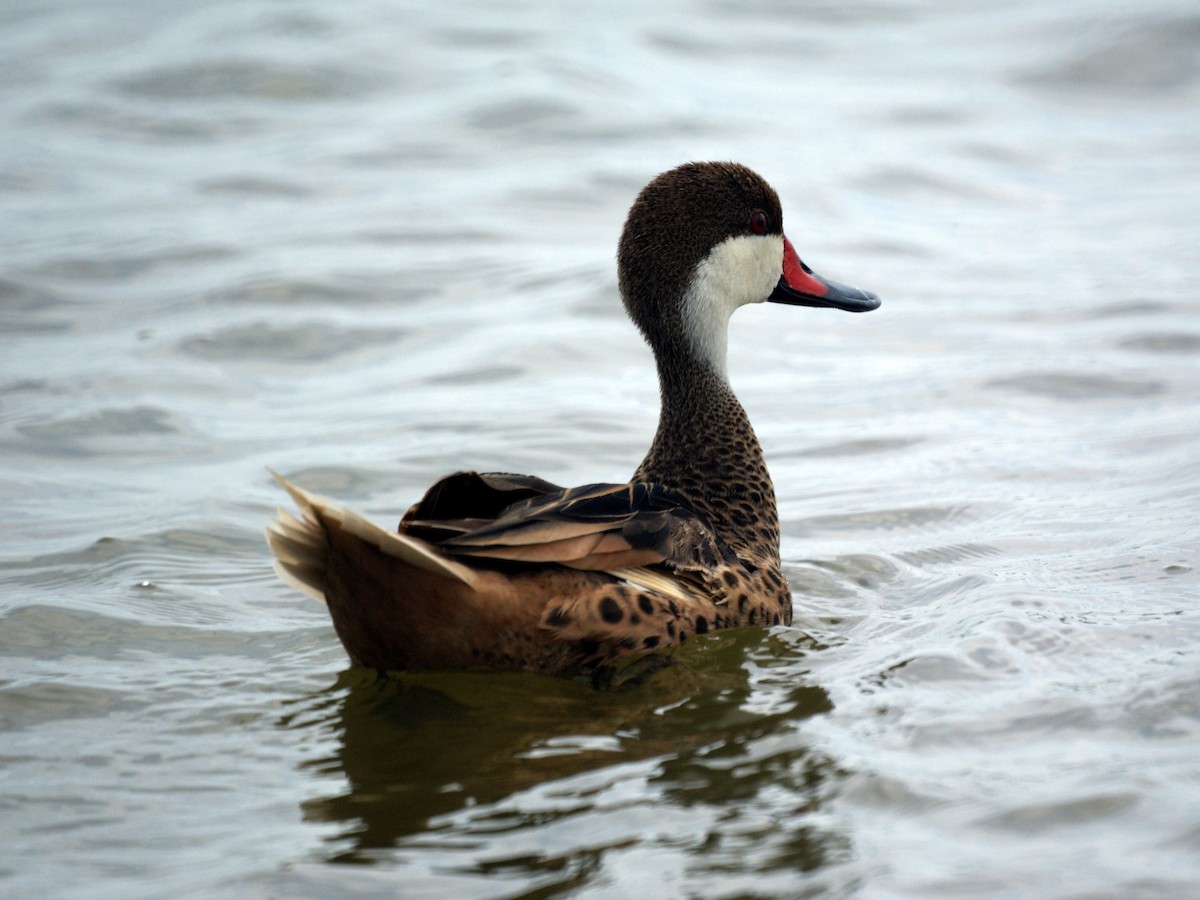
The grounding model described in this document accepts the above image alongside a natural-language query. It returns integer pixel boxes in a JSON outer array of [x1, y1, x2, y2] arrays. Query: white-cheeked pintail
[[267, 161, 880, 676]]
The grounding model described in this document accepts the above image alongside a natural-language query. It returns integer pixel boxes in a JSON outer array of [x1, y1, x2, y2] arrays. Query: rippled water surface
[[3, 0, 1199, 896]]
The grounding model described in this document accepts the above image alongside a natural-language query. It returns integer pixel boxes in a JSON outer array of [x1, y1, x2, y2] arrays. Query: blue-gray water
[[3, 1, 1199, 896]]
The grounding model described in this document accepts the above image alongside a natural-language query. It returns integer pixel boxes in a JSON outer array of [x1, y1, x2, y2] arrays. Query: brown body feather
[[268, 467, 789, 676]]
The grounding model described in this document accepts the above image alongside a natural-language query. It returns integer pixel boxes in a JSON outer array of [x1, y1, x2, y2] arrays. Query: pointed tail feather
[[266, 505, 328, 602], [265, 471, 480, 602]]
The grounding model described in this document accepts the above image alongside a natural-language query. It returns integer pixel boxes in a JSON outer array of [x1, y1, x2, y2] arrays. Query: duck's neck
[[634, 350, 780, 565]]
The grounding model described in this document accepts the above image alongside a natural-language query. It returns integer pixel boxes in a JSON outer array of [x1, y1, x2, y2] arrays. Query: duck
[[267, 161, 879, 677]]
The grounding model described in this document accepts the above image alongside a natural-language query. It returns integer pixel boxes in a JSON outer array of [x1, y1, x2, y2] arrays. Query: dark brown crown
[[617, 162, 783, 351]]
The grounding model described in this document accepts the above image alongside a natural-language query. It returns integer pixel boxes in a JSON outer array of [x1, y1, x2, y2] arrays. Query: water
[[2, 0, 1198, 896]]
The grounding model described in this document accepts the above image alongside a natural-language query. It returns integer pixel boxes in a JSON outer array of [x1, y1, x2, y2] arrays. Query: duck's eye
[[748, 211, 768, 234]]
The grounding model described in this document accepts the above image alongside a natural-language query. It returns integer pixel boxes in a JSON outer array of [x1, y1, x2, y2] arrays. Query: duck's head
[[617, 161, 879, 375]]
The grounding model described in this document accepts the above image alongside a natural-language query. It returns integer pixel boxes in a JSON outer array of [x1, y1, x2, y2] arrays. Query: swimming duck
[[267, 161, 879, 676]]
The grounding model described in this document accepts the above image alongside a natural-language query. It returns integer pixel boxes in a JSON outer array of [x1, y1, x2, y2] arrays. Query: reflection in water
[[285, 630, 838, 873]]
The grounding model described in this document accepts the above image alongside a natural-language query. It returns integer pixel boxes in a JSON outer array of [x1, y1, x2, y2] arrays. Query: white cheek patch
[[681, 233, 783, 376]]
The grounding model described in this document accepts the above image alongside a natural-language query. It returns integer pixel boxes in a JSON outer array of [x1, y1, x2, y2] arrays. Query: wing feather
[[433, 479, 731, 572], [447, 518, 614, 548]]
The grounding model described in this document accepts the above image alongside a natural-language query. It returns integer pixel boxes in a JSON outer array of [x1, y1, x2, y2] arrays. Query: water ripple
[[1019, 15, 1200, 99], [179, 320, 407, 364], [114, 59, 382, 102]]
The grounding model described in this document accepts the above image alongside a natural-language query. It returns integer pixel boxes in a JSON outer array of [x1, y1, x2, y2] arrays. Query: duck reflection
[[286, 629, 835, 865]]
